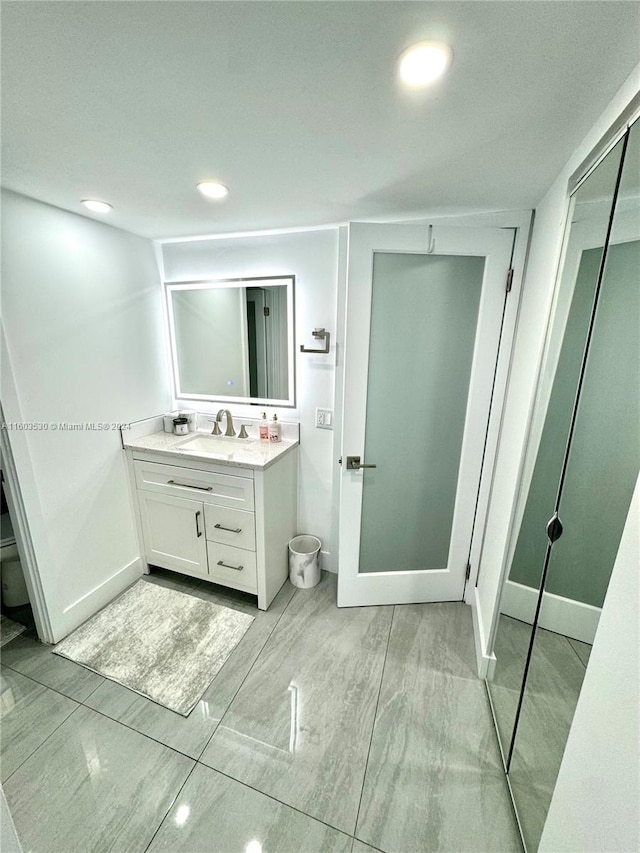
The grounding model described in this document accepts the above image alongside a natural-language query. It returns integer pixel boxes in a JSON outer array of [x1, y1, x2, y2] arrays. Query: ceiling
[[2, 1, 638, 240]]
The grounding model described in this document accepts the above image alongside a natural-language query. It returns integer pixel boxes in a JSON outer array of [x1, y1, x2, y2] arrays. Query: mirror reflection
[[166, 276, 295, 406], [488, 120, 640, 851]]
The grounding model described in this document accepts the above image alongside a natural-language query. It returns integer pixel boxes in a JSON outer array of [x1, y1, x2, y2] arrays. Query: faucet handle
[[238, 425, 249, 440], [211, 420, 222, 435]]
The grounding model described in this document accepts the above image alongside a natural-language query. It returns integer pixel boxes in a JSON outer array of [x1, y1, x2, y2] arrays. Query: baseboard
[[320, 550, 337, 574], [472, 587, 497, 680], [501, 580, 600, 644], [59, 556, 144, 642]]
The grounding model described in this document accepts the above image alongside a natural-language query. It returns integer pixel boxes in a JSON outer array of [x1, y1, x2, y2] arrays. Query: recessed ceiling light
[[398, 41, 453, 87], [196, 181, 230, 200], [81, 199, 113, 214]]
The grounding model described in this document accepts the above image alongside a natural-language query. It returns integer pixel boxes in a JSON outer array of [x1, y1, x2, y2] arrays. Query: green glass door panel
[[358, 252, 484, 574]]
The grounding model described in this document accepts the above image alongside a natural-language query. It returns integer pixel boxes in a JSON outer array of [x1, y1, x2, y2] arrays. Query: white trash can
[[289, 535, 322, 589]]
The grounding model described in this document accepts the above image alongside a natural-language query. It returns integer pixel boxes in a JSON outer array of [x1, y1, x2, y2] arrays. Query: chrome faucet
[[213, 409, 236, 437]]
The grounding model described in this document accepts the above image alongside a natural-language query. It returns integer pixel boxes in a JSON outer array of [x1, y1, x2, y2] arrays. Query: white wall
[[161, 228, 339, 568], [539, 476, 639, 853], [1, 191, 169, 641], [476, 65, 640, 655]]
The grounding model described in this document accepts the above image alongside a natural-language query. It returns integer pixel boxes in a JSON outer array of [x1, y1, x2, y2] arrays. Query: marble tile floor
[[1, 569, 521, 853]]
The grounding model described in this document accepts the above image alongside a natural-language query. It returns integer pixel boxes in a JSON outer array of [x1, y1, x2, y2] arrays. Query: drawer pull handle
[[214, 523, 242, 534], [167, 479, 213, 492], [217, 560, 243, 572], [195, 511, 202, 538]]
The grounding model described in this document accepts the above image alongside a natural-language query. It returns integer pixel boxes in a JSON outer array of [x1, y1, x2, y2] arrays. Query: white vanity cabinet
[[129, 449, 297, 610]]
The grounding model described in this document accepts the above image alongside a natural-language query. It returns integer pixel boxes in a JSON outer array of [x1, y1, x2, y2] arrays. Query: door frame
[[336, 217, 529, 607], [332, 214, 532, 618], [0, 398, 55, 645]]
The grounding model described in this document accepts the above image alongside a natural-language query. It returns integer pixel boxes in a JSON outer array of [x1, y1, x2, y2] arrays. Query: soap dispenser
[[259, 412, 269, 440], [268, 413, 282, 443]]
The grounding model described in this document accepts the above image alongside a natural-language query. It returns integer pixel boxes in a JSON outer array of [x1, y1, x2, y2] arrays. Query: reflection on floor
[[489, 614, 591, 851], [1, 571, 522, 853]]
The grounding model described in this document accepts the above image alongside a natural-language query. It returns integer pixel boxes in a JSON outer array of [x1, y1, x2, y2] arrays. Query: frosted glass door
[[359, 253, 483, 573], [338, 222, 514, 606]]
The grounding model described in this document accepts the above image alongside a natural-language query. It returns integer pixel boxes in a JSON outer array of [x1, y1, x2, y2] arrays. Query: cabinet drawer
[[134, 460, 254, 510], [204, 505, 256, 551], [207, 542, 257, 594]]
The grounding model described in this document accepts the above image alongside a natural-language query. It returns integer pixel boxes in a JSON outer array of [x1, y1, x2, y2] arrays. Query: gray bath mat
[[54, 579, 254, 715], [0, 615, 27, 647]]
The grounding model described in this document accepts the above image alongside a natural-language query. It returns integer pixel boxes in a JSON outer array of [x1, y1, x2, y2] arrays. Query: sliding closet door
[[487, 136, 626, 757], [509, 123, 640, 850]]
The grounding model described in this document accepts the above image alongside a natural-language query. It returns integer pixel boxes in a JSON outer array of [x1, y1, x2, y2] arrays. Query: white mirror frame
[[164, 275, 296, 407]]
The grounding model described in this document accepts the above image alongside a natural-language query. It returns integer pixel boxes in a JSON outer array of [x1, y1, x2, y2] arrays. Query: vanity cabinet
[[129, 449, 297, 610]]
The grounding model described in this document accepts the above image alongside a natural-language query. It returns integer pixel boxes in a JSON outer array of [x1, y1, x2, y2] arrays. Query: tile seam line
[[0, 658, 103, 704], [142, 760, 199, 853], [0, 664, 49, 696], [1, 701, 83, 787], [81, 673, 108, 703], [191, 761, 355, 841], [76, 700, 203, 761], [23, 698, 198, 768], [194, 584, 300, 761], [3, 695, 198, 853], [1, 659, 207, 762], [565, 635, 588, 668], [352, 603, 396, 839]]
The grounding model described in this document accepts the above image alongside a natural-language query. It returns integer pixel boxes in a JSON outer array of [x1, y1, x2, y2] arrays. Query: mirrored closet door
[[488, 118, 639, 851]]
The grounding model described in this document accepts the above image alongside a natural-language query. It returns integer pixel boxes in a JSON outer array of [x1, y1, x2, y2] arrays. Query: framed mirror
[[165, 275, 296, 407]]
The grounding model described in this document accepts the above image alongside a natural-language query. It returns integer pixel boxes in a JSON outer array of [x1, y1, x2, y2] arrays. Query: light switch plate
[[315, 408, 333, 430]]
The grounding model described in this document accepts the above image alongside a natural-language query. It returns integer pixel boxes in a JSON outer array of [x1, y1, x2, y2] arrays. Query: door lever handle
[[346, 455, 377, 470]]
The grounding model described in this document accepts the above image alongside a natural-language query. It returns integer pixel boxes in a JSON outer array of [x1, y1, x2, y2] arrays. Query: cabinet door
[[139, 492, 208, 577]]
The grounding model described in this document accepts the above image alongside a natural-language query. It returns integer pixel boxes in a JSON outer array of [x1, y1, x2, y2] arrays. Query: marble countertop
[[123, 429, 298, 471]]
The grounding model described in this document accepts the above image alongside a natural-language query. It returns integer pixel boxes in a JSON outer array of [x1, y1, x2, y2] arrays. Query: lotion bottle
[[259, 412, 269, 440], [268, 413, 282, 442]]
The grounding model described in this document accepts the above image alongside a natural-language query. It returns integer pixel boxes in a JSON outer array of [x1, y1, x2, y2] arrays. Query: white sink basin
[[176, 434, 255, 457]]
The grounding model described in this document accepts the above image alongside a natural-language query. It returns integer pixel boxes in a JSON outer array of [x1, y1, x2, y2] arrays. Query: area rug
[[53, 579, 254, 715], [0, 615, 27, 647]]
